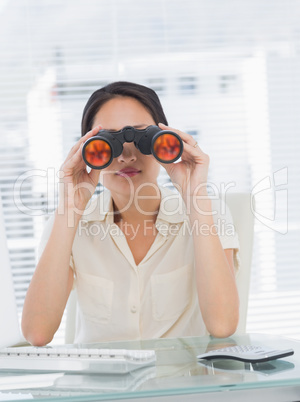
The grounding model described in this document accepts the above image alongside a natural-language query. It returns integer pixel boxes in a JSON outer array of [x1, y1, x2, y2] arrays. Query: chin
[[102, 176, 139, 193], [108, 177, 160, 196]]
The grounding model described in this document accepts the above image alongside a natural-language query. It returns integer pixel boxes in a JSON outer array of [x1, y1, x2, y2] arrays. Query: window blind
[[0, 0, 299, 344]]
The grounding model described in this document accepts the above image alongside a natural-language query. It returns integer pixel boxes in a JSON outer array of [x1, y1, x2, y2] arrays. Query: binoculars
[[82, 125, 183, 169]]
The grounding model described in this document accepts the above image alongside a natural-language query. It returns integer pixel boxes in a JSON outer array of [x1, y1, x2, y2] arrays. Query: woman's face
[[91, 96, 161, 195]]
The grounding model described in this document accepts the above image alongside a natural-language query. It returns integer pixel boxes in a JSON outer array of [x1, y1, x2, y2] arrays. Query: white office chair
[[0, 190, 25, 347], [65, 288, 77, 344], [64, 193, 255, 343], [225, 193, 255, 334]]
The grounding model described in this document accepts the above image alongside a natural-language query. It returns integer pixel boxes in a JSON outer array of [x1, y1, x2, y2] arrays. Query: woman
[[22, 81, 240, 346]]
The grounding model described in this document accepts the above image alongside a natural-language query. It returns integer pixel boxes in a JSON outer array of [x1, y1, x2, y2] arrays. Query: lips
[[116, 167, 141, 176]]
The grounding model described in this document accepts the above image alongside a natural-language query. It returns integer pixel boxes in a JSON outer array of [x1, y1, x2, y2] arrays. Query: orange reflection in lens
[[84, 139, 112, 167], [153, 134, 181, 162]]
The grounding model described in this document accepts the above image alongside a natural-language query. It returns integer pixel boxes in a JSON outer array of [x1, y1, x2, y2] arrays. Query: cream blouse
[[38, 185, 240, 343]]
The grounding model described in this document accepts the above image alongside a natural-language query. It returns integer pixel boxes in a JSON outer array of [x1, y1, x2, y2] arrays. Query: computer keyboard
[[0, 346, 156, 374]]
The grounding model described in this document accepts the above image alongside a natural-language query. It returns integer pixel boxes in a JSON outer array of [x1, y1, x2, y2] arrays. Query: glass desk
[[0, 333, 299, 401]]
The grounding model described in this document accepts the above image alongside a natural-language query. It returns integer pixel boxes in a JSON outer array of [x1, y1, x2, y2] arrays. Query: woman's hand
[[58, 125, 102, 212], [157, 123, 210, 200]]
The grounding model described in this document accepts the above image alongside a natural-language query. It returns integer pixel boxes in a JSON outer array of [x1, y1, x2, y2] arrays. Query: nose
[[117, 143, 137, 164]]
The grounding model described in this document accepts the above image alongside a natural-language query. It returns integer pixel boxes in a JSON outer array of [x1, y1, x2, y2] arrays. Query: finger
[[70, 124, 102, 157], [81, 124, 103, 143], [88, 167, 101, 186], [66, 125, 102, 160], [155, 158, 175, 177], [181, 141, 210, 164], [158, 122, 198, 148], [65, 143, 86, 170]]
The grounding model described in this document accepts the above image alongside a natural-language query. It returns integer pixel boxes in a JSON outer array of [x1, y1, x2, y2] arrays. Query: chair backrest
[[225, 193, 255, 334], [0, 190, 23, 347], [64, 192, 255, 343], [65, 288, 77, 344]]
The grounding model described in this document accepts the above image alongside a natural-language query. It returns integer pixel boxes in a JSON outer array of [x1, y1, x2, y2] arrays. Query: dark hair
[[81, 81, 168, 136]]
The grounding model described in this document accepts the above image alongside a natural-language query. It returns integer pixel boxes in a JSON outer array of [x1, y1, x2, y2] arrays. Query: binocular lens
[[84, 139, 112, 167], [153, 133, 182, 162]]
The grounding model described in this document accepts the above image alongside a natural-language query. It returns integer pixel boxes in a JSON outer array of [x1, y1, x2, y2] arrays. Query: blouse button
[[131, 305, 137, 313]]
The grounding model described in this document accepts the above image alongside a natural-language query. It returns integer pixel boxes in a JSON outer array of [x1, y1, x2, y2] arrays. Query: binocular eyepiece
[[82, 125, 183, 169]]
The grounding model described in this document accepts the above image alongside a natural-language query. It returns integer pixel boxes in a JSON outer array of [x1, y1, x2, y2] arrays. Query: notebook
[[0, 190, 23, 348]]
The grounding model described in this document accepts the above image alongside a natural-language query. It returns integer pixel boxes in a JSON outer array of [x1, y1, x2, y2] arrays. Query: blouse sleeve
[[37, 213, 76, 273], [210, 197, 241, 274]]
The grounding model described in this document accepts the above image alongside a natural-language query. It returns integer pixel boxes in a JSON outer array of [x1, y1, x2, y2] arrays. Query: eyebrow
[[132, 124, 148, 128], [107, 124, 149, 131]]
